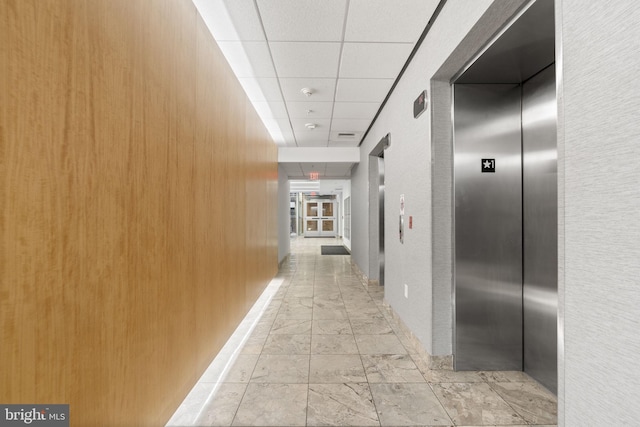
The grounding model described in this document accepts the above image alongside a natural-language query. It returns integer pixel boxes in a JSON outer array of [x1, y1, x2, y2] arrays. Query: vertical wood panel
[[0, 0, 278, 425]]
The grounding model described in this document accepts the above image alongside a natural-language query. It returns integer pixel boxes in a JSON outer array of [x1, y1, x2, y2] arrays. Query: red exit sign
[[309, 172, 319, 180]]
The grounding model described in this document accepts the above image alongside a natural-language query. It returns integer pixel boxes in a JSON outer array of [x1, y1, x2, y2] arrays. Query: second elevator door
[[454, 65, 557, 393]]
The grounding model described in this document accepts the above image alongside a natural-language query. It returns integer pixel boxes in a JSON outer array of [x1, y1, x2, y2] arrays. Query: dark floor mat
[[321, 245, 350, 255]]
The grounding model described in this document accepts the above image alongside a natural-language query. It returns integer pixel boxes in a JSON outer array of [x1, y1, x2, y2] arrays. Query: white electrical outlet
[[404, 284, 408, 298]]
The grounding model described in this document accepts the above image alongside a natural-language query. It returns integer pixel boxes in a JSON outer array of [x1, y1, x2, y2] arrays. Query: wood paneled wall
[[0, 1, 278, 425]]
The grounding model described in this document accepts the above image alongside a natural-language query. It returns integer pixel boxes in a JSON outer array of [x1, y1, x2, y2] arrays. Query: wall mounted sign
[[482, 159, 495, 173], [413, 90, 428, 118]]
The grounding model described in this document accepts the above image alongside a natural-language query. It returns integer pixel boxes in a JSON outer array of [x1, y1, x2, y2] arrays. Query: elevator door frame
[[369, 134, 390, 286], [450, 0, 558, 394]]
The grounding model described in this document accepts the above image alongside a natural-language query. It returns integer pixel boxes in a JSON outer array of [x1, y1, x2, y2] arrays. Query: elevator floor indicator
[[482, 159, 495, 172]]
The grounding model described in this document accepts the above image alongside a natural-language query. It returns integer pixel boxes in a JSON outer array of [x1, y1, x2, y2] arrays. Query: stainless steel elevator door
[[523, 65, 557, 394], [454, 84, 523, 371]]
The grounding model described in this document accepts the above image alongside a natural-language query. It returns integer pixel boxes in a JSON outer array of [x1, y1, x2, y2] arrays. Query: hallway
[[169, 237, 557, 426]]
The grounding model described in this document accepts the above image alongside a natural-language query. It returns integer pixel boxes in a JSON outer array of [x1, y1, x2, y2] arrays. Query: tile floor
[[168, 237, 557, 427]]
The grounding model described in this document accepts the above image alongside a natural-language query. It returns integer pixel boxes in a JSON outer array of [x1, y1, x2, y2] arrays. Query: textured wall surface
[[558, 1, 640, 425], [350, 162, 369, 277], [278, 165, 290, 262], [351, 0, 497, 354], [0, 1, 278, 425]]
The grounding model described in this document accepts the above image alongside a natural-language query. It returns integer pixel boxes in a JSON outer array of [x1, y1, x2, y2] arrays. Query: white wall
[[348, 0, 640, 425], [341, 181, 352, 249], [557, 1, 640, 425], [351, 0, 502, 355], [277, 165, 290, 263]]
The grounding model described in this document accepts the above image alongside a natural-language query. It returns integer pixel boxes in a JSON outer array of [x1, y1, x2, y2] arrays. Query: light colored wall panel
[[278, 165, 291, 263], [0, 1, 277, 425], [558, 1, 640, 425], [351, 0, 498, 355]]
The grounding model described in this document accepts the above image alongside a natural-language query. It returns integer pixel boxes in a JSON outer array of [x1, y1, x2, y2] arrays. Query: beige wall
[[0, 1, 278, 425]]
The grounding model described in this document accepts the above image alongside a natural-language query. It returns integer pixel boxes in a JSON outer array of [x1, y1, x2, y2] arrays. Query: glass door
[[304, 200, 336, 237], [304, 201, 320, 236], [320, 202, 335, 236]]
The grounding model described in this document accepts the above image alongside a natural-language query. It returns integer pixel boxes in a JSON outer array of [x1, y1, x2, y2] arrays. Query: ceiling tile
[[286, 101, 333, 119], [279, 78, 337, 101], [252, 101, 289, 119], [270, 42, 341, 78], [217, 42, 276, 78], [291, 118, 331, 134], [257, 0, 348, 42], [330, 118, 371, 132], [340, 42, 413, 78], [329, 130, 362, 142], [332, 102, 380, 119], [261, 117, 294, 145], [324, 163, 355, 173], [238, 78, 283, 102], [345, 0, 439, 43], [300, 163, 327, 173], [294, 132, 330, 144], [280, 163, 304, 176], [193, 0, 265, 41], [261, 117, 292, 131], [335, 78, 394, 102]]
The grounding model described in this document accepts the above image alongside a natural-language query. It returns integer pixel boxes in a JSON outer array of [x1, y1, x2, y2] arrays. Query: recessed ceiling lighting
[[301, 88, 314, 97]]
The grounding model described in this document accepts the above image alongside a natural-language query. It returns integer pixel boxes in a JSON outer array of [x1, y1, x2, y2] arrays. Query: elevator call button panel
[[482, 159, 495, 172]]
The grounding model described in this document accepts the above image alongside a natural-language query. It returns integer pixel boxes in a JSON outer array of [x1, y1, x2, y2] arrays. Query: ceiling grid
[[192, 0, 441, 178]]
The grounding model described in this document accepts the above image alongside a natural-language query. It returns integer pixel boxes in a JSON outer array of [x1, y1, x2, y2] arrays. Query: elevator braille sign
[[482, 159, 495, 172]]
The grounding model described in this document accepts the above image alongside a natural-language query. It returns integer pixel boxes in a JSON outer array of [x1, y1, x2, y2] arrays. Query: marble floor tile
[[262, 334, 311, 355], [361, 354, 426, 383], [250, 354, 310, 383], [479, 371, 534, 383], [240, 334, 267, 355], [312, 319, 353, 335], [311, 334, 359, 354], [287, 287, 315, 298], [233, 383, 307, 426], [307, 383, 379, 426], [489, 381, 558, 425], [313, 307, 350, 320], [282, 297, 314, 309], [198, 383, 247, 426], [355, 334, 408, 355], [223, 354, 259, 383], [313, 301, 347, 312], [346, 306, 385, 319], [309, 354, 367, 383], [313, 293, 343, 302], [370, 382, 452, 426], [277, 306, 314, 320], [250, 322, 273, 339], [270, 317, 312, 335], [350, 317, 394, 335], [430, 382, 527, 426], [421, 368, 486, 384], [171, 238, 557, 427]]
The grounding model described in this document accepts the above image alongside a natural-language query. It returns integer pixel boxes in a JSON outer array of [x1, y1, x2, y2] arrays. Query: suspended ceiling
[[192, 0, 441, 179]]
